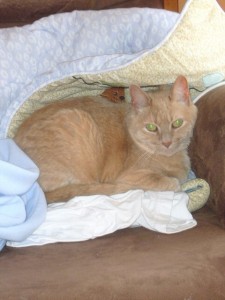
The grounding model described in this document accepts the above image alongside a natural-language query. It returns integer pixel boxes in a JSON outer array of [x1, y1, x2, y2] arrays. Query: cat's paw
[[164, 177, 181, 192]]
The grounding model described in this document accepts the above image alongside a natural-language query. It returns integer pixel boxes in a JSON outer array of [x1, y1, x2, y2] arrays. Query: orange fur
[[14, 76, 197, 203]]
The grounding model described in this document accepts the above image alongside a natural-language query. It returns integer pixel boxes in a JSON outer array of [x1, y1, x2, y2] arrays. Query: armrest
[[189, 84, 225, 227]]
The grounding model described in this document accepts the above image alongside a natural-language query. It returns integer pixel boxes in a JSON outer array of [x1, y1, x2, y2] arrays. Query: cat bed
[[0, 0, 223, 248]]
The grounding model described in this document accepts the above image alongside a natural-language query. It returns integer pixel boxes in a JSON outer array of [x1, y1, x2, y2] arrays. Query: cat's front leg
[[116, 169, 181, 192], [154, 176, 181, 192]]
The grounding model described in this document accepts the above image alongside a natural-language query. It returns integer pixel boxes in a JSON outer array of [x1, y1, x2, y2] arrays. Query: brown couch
[[0, 0, 163, 28], [1, 1, 225, 299]]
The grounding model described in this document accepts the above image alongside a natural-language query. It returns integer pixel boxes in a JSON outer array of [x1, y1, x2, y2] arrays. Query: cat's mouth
[[159, 147, 175, 157], [159, 142, 188, 157], [159, 136, 190, 156]]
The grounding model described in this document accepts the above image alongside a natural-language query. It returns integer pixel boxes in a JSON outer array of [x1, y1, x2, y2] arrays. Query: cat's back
[[15, 96, 129, 159], [15, 96, 129, 187], [69, 96, 127, 127], [15, 96, 127, 136]]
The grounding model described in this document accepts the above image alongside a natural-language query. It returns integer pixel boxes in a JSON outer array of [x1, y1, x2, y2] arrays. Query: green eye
[[172, 119, 183, 128], [146, 123, 157, 132]]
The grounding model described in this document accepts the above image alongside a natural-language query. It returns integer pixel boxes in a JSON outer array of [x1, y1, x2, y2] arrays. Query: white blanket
[[7, 190, 196, 248]]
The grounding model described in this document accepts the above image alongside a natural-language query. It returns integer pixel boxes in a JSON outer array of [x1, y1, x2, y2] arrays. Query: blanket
[[0, 139, 47, 251]]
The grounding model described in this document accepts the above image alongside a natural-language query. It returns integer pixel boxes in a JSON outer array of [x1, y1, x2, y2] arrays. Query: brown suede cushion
[[0, 0, 163, 28], [1, 207, 225, 300], [189, 85, 225, 227]]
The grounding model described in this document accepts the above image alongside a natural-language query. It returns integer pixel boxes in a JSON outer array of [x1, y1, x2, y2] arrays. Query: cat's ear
[[129, 85, 151, 110], [171, 75, 190, 105]]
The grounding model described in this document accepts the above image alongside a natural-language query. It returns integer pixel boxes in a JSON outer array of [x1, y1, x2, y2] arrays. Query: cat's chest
[[150, 152, 190, 180], [99, 132, 129, 182], [125, 149, 189, 180]]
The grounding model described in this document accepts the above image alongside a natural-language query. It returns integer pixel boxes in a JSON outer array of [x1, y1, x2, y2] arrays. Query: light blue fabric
[[0, 139, 47, 251], [0, 8, 179, 138]]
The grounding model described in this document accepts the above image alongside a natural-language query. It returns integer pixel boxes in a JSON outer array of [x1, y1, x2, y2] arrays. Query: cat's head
[[127, 75, 198, 156]]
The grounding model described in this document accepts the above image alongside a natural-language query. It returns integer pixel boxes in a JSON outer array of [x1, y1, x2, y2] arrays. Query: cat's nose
[[162, 141, 172, 148]]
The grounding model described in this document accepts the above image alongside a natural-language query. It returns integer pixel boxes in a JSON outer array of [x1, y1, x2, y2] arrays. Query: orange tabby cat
[[15, 75, 197, 203]]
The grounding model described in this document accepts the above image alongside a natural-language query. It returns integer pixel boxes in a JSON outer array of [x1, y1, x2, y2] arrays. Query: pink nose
[[162, 141, 172, 148]]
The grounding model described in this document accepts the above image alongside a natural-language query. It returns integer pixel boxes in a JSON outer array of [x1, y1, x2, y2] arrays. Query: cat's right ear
[[129, 85, 150, 111], [171, 75, 190, 105]]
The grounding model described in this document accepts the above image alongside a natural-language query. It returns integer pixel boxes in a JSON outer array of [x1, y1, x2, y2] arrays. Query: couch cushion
[[0, 0, 163, 28], [0, 207, 225, 299], [189, 84, 225, 227]]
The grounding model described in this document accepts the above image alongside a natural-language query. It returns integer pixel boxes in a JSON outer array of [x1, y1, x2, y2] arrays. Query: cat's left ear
[[171, 75, 190, 105], [129, 85, 150, 110]]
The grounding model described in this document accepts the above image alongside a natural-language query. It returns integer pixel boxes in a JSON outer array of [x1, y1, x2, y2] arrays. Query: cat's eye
[[172, 119, 183, 128], [146, 123, 157, 132]]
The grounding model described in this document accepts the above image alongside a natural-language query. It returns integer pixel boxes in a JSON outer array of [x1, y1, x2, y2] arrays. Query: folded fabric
[[0, 139, 39, 194], [0, 195, 26, 227], [138, 191, 198, 233], [0, 139, 47, 251], [7, 190, 197, 248]]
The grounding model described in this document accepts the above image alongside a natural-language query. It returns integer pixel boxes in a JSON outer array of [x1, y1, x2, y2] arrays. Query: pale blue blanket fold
[[0, 139, 47, 251]]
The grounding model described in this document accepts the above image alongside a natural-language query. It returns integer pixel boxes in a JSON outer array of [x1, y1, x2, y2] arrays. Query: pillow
[[189, 83, 225, 227]]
